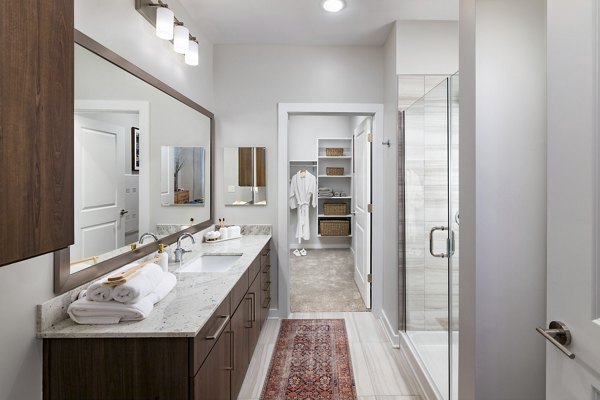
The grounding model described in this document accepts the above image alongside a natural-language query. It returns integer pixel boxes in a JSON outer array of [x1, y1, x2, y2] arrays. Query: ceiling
[[178, 0, 458, 46]]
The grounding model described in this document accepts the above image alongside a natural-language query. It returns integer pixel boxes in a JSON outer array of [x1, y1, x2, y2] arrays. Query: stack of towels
[[67, 262, 176, 325], [318, 187, 334, 197]]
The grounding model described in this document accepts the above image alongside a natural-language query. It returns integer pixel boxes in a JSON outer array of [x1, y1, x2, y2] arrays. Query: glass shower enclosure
[[403, 73, 459, 400]]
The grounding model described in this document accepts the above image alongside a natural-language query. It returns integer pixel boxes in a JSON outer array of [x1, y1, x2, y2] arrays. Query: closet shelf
[[318, 196, 352, 199], [318, 214, 353, 218], [317, 234, 353, 238], [318, 175, 352, 178], [318, 156, 352, 159]]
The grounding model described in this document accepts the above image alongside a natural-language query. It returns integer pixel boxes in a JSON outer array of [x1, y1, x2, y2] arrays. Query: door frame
[[276, 103, 384, 319], [74, 100, 150, 234]]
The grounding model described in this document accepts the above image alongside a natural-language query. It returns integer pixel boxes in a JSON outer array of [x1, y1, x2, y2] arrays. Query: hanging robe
[[289, 170, 317, 243]]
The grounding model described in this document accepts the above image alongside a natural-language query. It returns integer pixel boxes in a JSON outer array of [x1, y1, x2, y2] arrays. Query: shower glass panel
[[404, 73, 459, 400]]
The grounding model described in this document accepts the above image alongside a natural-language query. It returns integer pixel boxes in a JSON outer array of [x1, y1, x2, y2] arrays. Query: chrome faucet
[[139, 232, 159, 244], [175, 233, 196, 262]]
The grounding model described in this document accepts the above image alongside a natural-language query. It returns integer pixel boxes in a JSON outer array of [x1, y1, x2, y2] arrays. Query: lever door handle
[[120, 209, 128, 216], [536, 321, 575, 359]]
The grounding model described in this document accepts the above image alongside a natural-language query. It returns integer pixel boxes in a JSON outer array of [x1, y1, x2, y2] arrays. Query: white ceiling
[[178, 0, 458, 46]]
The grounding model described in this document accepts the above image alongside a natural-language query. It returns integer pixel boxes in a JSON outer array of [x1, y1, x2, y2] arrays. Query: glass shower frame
[[402, 73, 459, 400]]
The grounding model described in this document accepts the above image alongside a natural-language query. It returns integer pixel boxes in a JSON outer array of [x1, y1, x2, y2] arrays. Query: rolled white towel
[[111, 263, 164, 304], [219, 227, 229, 240], [67, 272, 177, 325], [86, 280, 113, 302]]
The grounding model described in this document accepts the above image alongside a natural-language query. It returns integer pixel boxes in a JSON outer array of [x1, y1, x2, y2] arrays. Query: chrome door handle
[[536, 321, 575, 359], [429, 226, 455, 258], [120, 209, 128, 216]]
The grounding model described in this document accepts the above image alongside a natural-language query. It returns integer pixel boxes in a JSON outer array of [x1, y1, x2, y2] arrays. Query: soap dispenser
[[158, 244, 169, 272]]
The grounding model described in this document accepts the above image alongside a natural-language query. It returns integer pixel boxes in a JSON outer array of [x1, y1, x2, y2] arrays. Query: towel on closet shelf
[[67, 272, 176, 325], [111, 263, 164, 304]]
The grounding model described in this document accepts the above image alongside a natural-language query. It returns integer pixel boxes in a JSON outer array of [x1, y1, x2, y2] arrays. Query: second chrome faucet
[[175, 233, 196, 262]]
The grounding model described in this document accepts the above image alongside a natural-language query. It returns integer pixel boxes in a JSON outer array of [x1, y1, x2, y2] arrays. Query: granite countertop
[[37, 234, 271, 339]]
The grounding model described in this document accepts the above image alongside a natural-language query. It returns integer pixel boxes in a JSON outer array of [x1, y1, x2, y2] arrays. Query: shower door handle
[[429, 226, 454, 258]]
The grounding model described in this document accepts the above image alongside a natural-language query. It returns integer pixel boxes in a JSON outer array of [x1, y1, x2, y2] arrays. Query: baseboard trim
[[288, 244, 351, 250], [398, 332, 443, 400], [380, 309, 400, 348]]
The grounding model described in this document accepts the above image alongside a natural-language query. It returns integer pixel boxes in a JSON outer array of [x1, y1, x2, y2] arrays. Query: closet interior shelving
[[316, 138, 353, 238]]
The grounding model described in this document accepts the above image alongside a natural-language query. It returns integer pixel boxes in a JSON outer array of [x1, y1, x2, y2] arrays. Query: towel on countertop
[[67, 272, 176, 325], [86, 279, 114, 302], [111, 263, 164, 304]]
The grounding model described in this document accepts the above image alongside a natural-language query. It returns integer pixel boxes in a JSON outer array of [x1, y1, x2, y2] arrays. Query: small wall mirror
[[224, 147, 267, 206], [161, 146, 206, 206]]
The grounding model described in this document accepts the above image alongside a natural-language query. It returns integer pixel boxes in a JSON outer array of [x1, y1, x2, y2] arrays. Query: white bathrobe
[[289, 171, 317, 243]]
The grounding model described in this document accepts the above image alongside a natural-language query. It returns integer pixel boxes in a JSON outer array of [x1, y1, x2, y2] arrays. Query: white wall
[[459, 0, 547, 399], [0, 3, 213, 399], [214, 44, 384, 310], [396, 20, 459, 76], [75, 0, 213, 109], [382, 23, 400, 338]]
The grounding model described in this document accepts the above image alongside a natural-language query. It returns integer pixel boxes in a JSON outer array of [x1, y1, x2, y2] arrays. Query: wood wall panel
[[0, 0, 74, 267]]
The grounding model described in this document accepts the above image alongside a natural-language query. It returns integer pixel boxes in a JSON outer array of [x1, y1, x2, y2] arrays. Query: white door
[[354, 117, 372, 308], [72, 115, 126, 259], [545, 0, 600, 397]]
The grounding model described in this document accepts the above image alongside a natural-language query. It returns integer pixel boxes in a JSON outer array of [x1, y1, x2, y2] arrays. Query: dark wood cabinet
[[192, 322, 232, 400], [44, 240, 274, 400], [0, 0, 74, 267]]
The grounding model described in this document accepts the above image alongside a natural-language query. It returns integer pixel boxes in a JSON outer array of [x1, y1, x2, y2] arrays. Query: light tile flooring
[[238, 312, 425, 400]]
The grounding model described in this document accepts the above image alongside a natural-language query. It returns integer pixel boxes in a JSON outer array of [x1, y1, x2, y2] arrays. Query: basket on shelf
[[325, 148, 344, 156], [320, 220, 350, 236], [323, 203, 348, 215], [326, 167, 344, 176]]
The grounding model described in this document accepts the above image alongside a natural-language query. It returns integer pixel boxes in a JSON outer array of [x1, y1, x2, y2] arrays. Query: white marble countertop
[[38, 234, 271, 338]]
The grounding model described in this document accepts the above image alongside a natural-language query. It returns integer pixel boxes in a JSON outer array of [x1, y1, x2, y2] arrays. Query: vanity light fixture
[[173, 22, 190, 54], [185, 38, 199, 66], [135, 0, 199, 66], [321, 0, 347, 13], [154, 5, 174, 40]]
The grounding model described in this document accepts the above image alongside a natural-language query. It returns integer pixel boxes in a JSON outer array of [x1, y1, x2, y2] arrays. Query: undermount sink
[[177, 254, 242, 273]]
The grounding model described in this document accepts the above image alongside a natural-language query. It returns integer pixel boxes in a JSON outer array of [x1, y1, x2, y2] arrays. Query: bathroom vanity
[[39, 235, 273, 400]]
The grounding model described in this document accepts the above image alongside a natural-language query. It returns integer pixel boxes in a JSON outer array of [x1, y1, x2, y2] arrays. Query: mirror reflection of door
[[72, 112, 140, 271]]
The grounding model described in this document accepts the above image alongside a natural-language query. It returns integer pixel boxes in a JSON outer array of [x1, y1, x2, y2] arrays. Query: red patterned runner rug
[[261, 319, 357, 400]]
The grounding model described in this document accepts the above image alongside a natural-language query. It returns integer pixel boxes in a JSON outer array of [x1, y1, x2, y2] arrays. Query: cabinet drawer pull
[[205, 315, 230, 340], [225, 330, 235, 370], [262, 281, 271, 292], [263, 250, 270, 257], [262, 266, 270, 274], [262, 297, 271, 309], [244, 297, 253, 328]]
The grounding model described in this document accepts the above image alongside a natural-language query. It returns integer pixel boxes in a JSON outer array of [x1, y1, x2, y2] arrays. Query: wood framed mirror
[[54, 30, 215, 294]]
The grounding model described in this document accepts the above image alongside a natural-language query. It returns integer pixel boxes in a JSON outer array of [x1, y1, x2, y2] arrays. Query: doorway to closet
[[286, 112, 372, 313]]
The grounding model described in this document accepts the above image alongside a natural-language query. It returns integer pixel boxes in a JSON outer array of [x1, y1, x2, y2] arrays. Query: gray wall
[[459, 0, 547, 398], [213, 44, 385, 310], [382, 23, 400, 336], [0, 2, 213, 399]]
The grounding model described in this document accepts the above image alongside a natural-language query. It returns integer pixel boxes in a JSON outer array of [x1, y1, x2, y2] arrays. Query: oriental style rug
[[261, 319, 357, 400]]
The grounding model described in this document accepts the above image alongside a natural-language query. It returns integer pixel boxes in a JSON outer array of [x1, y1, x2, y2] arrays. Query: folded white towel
[[67, 273, 177, 325], [227, 225, 241, 238], [111, 263, 164, 304]]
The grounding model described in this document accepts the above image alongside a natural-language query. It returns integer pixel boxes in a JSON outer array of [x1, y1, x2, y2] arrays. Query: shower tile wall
[[400, 76, 458, 332]]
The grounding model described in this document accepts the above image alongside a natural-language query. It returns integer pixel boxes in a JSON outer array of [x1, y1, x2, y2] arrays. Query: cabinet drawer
[[231, 270, 249, 313], [249, 256, 261, 282], [191, 296, 231, 376], [260, 244, 270, 269]]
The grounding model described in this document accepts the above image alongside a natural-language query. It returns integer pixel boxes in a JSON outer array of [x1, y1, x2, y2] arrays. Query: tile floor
[[237, 312, 425, 400]]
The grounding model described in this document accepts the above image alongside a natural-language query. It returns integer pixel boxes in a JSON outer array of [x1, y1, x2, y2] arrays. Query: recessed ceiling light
[[321, 0, 346, 13]]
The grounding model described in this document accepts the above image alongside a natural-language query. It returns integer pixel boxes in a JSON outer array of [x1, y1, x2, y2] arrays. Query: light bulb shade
[[173, 25, 190, 54], [321, 0, 346, 12], [155, 7, 174, 40], [185, 41, 199, 66]]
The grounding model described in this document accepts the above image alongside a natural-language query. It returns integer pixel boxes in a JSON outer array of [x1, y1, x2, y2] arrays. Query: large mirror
[[55, 31, 214, 293], [224, 147, 267, 206]]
